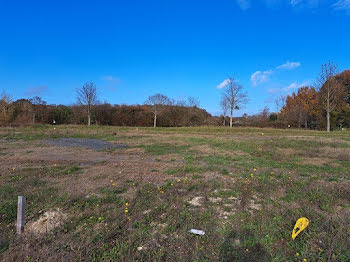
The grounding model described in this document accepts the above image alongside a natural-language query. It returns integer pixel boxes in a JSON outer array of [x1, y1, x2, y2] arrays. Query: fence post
[[16, 196, 26, 234]]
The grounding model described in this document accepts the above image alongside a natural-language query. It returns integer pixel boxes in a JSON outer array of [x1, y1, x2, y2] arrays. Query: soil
[[27, 209, 68, 234], [0, 138, 179, 198]]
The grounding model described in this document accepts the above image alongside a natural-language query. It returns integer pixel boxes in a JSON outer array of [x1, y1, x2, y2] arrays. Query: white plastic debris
[[189, 229, 205, 235]]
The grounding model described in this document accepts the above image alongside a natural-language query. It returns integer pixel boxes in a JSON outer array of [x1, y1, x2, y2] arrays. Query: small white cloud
[[284, 82, 298, 90], [290, 0, 303, 6], [237, 0, 349, 11], [251, 70, 273, 86], [101, 76, 120, 84], [268, 80, 309, 94], [25, 86, 48, 96], [283, 81, 309, 91], [277, 61, 301, 70], [268, 87, 282, 94], [252, 61, 302, 87], [217, 79, 230, 89], [102, 76, 113, 81], [332, 0, 350, 12], [236, 0, 251, 10], [101, 76, 120, 91]]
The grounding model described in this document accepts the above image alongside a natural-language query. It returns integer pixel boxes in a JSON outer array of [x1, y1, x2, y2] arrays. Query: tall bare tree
[[76, 82, 98, 126], [275, 94, 286, 113], [221, 77, 247, 128], [316, 62, 343, 132], [220, 94, 229, 126], [145, 93, 170, 127]]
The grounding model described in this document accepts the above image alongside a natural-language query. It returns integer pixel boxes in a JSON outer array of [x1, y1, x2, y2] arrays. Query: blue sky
[[1, 0, 349, 116]]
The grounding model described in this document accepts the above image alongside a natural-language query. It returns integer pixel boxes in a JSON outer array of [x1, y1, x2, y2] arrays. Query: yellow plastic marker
[[292, 217, 309, 240]]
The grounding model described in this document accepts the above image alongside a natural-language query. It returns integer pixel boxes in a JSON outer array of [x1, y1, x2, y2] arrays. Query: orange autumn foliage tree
[[334, 70, 350, 128], [280, 86, 319, 128]]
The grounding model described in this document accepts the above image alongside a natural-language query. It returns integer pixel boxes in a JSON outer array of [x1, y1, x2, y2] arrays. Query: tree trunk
[[153, 113, 157, 128], [305, 118, 308, 129], [326, 90, 330, 132], [230, 107, 233, 128], [326, 109, 330, 132], [223, 115, 226, 126], [87, 107, 91, 126], [32, 113, 35, 124], [87, 105, 92, 126]]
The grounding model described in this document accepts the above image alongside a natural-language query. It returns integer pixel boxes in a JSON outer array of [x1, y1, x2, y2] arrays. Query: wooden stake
[[16, 196, 26, 234]]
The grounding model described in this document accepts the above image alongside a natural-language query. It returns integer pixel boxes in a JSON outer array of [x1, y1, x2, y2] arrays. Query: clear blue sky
[[1, 0, 349, 115]]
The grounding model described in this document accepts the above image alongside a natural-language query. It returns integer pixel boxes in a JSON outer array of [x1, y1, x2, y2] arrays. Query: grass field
[[0, 125, 349, 261]]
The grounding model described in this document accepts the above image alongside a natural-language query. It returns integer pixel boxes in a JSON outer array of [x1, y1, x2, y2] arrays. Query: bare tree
[[275, 94, 286, 113], [274, 94, 286, 128], [29, 96, 46, 124], [0, 91, 13, 126], [221, 77, 248, 128], [76, 82, 98, 126], [220, 94, 229, 126], [316, 62, 343, 132], [1, 91, 12, 104], [187, 96, 200, 108], [145, 94, 171, 127], [175, 99, 187, 107]]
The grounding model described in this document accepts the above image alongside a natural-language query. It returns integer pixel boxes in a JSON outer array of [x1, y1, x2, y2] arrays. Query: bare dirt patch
[[322, 146, 350, 161], [284, 136, 350, 145], [193, 145, 221, 155], [0, 139, 179, 199], [301, 157, 332, 166], [124, 147, 146, 154], [277, 148, 297, 156], [49, 157, 178, 197], [27, 209, 68, 234]]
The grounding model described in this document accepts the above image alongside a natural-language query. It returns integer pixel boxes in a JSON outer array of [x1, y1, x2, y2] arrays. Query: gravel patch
[[42, 138, 127, 151], [0, 138, 16, 143]]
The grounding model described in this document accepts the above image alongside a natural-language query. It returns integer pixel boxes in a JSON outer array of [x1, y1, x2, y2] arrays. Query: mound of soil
[[27, 209, 68, 234]]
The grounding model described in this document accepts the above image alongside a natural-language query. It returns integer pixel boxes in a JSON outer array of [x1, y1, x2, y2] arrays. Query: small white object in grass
[[189, 229, 205, 235], [143, 209, 151, 215]]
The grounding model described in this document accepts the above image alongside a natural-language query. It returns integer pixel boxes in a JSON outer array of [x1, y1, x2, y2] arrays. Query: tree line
[[0, 86, 211, 127], [217, 62, 350, 131], [1, 62, 349, 131], [277, 63, 349, 131]]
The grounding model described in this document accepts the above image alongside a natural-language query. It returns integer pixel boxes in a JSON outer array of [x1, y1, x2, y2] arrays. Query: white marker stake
[[16, 196, 26, 234]]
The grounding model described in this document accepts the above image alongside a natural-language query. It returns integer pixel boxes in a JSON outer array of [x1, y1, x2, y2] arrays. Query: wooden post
[[16, 196, 26, 234]]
